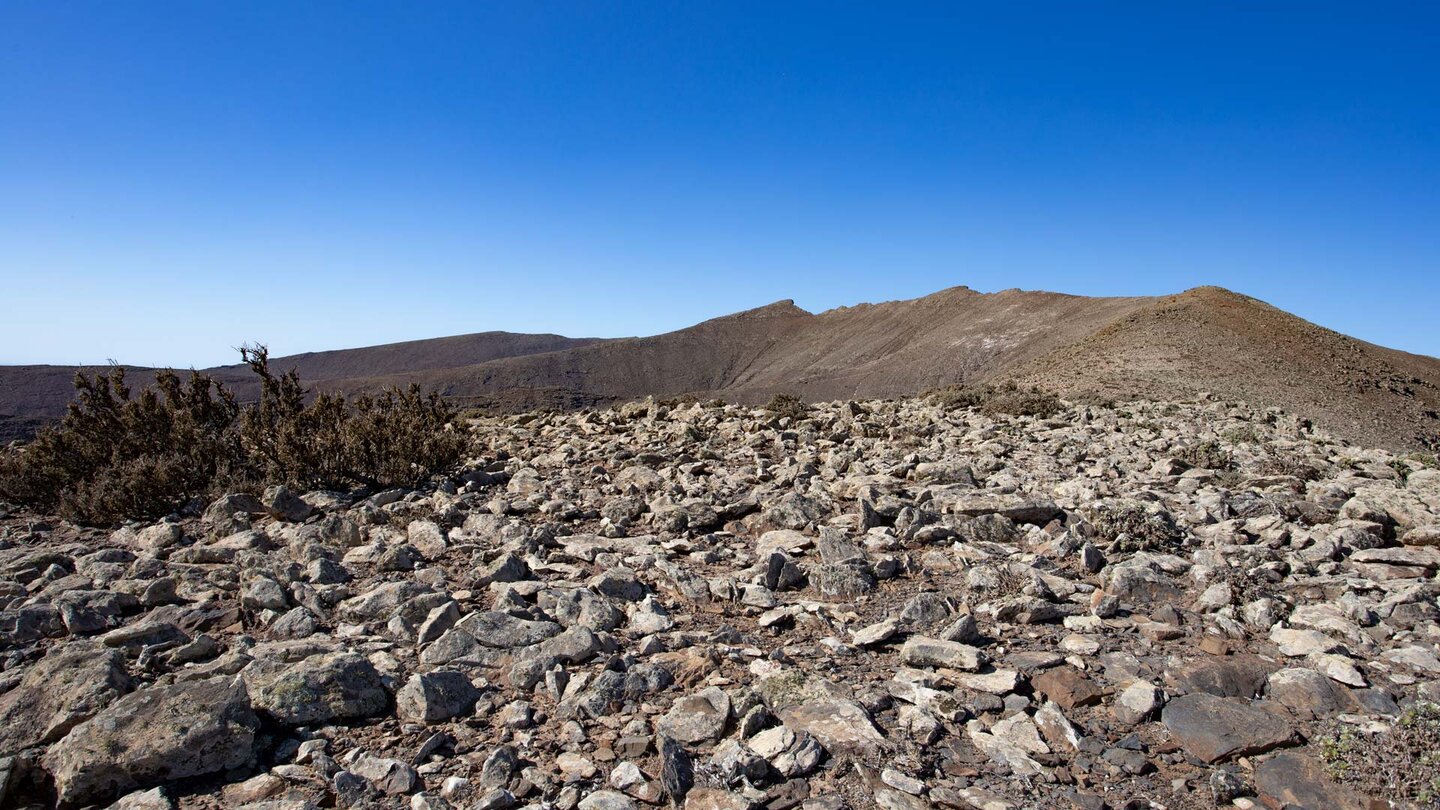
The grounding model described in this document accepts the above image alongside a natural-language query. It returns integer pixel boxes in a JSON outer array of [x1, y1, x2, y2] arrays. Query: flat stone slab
[[1161, 693, 1295, 763], [778, 699, 886, 756], [1254, 752, 1369, 810], [1031, 666, 1104, 710]]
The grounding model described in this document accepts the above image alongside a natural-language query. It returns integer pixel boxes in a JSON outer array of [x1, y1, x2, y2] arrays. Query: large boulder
[[243, 651, 388, 726], [42, 676, 258, 807], [395, 671, 480, 724], [1161, 694, 1295, 763], [0, 643, 131, 756]]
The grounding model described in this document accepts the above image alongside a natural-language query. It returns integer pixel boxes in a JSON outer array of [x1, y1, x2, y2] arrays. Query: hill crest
[[2, 284, 1436, 450]]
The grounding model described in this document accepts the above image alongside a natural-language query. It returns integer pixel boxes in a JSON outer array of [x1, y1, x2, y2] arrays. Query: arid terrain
[[3, 392, 1440, 808], [4, 286, 1438, 451]]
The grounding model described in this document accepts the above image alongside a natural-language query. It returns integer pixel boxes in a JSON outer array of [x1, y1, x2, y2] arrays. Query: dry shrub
[[1256, 449, 1321, 481], [0, 345, 468, 526], [765, 393, 808, 421], [1319, 702, 1440, 804], [0, 368, 242, 525], [929, 381, 1063, 418], [1176, 440, 1232, 470], [238, 346, 466, 491], [1082, 498, 1183, 552]]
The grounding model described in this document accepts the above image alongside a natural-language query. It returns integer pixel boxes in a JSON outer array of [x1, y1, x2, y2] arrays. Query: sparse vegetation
[[658, 393, 703, 408], [1082, 498, 1183, 552], [1221, 423, 1262, 445], [1318, 703, 1440, 804], [1256, 449, 1321, 481], [1176, 440, 1232, 470], [1405, 451, 1440, 469], [928, 381, 1063, 418], [1385, 452, 1439, 483], [0, 345, 468, 526], [765, 393, 809, 421]]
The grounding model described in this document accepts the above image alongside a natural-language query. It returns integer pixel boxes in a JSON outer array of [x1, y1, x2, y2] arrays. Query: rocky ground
[[2, 395, 1440, 809]]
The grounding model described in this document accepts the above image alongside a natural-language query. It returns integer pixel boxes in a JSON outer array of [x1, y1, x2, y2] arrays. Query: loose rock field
[[2, 395, 1439, 809]]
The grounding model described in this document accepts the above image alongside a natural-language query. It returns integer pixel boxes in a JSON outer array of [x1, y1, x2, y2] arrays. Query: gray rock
[[657, 687, 730, 744], [778, 699, 885, 757], [242, 577, 289, 611], [1253, 752, 1368, 810], [263, 485, 314, 522], [1111, 681, 1163, 726], [510, 626, 603, 690], [1264, 667, 1356, 719], [899, 636, 985, 671], [348, 752, 418, 795], [1161, 694, 1295, 763], [245, 651, 388, 726], [458, 611, 563, 648], [55, 590, 137, 635], [1169, 655, 1275, 698], [578, 790, 637, 810], [43, 676, 258, 807], [658, 734, 694, 804], [0, 643, 131, 755], [396, 671, 480, 724]]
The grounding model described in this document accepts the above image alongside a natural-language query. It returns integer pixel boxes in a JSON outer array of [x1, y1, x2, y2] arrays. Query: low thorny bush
[[1318, 702, 1440, 804], [0, 345, 469, 526], [928, 380, 1064, 418], [764, 393, 809, 421]]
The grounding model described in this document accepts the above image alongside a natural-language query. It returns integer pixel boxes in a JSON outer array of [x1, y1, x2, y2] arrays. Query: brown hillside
[[4, 285, 1436, 450], [0, 332, 604, 443], [321, 287, 1155, 407], [1008, 286, 1440, 450]]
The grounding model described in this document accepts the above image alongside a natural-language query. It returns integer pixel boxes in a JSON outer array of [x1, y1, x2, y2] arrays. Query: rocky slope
[[327, 286, 1440, 452], [0, 332, 604, 444], [6, 285, 1438, 452], [2, 394, 1440, 808]]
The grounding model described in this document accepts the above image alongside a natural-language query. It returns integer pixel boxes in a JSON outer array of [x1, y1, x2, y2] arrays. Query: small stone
[[396, 670, 481, 723], [852, 618, 900, 647], [1031, 667, 1103, 710], [1112, 681, 1164, 726], [657, 687, 730, 745], [899, 637, 986, 672]]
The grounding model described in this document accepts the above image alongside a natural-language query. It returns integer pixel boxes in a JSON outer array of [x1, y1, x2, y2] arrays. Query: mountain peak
[[723, 299, 813, 320]]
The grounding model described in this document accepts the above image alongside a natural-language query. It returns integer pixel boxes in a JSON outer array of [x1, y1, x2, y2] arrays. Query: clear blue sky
[[2, 2, 1437, 366]]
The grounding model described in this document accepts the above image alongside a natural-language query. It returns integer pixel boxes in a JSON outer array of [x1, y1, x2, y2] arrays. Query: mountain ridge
[[3, 284, 1437, 451]]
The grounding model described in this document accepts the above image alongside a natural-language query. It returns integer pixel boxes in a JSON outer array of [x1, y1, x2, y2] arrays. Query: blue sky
[[2, 2, 1437, 366]]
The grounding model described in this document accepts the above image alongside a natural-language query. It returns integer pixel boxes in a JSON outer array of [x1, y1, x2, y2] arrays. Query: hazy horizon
[[4, 3, 1438, 366]]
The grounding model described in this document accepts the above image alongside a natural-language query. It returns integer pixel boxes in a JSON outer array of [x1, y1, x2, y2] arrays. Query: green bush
[[1318, 702, 1440, 803], [0, 346, 468, 526]]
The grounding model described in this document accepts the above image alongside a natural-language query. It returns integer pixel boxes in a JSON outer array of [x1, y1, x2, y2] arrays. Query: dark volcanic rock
[[1161, 694, 1295, 763]]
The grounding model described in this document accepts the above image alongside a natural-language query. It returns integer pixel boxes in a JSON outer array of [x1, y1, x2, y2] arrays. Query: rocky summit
[[2, 394, 1440, 809]]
